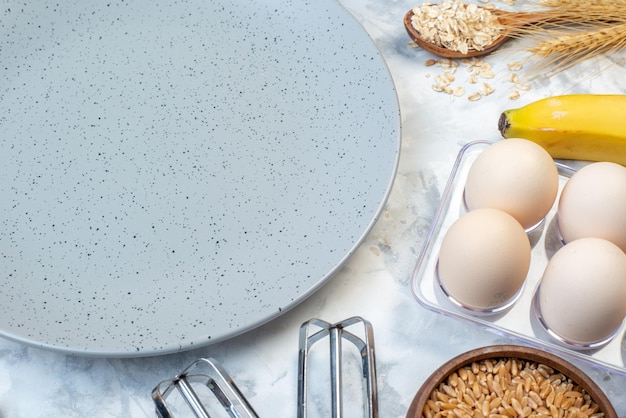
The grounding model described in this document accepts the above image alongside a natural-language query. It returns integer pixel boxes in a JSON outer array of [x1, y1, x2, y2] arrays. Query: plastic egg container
[[412, 140, 626, 376]]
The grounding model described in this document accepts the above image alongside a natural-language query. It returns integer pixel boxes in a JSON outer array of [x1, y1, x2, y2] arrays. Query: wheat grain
[[421, 358, 604, 418]]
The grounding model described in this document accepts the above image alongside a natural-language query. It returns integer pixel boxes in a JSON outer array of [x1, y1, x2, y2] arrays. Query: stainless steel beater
[[152, 357, 259, 418], [151, 316, 377, 418], [297, 316, 378, 418]]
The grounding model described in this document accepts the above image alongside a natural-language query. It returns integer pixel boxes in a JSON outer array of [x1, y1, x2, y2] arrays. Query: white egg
[[558, 161, 626, 252], [538, 237, 626, 346], [438, 208, 531, 311], [464, 139, 559, 230]]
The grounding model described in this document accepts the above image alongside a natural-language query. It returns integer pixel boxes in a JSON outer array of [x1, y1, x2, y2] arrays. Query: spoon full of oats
[[404, 1, 556, 59]]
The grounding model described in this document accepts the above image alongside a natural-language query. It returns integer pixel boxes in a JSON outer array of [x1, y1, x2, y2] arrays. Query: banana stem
[[498, 112, 511, 137]]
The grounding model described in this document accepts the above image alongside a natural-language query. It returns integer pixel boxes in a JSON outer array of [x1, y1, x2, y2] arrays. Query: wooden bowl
[[406, 345, 617, 418]]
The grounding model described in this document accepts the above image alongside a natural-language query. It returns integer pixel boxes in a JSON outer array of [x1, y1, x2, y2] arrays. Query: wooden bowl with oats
[[406, 345, 617, 418]]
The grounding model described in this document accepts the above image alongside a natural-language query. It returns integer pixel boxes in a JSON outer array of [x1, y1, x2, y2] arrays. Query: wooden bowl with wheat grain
[[406, 345, 617, 418]]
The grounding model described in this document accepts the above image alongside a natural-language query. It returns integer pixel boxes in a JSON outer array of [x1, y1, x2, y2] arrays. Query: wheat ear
[[527, 23, 626, 75]]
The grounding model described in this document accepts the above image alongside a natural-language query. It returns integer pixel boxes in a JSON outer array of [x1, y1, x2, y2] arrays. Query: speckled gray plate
[[0, 0, 400, 356]]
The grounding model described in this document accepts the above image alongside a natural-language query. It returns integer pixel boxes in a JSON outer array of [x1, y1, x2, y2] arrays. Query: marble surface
[[0, 0, 625, 416]]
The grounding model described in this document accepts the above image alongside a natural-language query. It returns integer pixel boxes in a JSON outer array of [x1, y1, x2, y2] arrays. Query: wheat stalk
[[530, 24, 626, 56], [523, 23, 626, 76], [497, 0, 626, 77], [539, 0, 626, 8], [501, 0, 626, 33]]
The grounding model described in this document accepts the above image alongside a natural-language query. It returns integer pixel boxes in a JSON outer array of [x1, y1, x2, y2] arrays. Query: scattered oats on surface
[[507, 61, 523, 71], [435, 74, 450, 85], [439, 58, 458, 68], [408, 40, 419, 48], [481, 82, 495, 96], [421, 53, 541, 101], [479, 69, 495, 79], [471, 58, 485, 68]]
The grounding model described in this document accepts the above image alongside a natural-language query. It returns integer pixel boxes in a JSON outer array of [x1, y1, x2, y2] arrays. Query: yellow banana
[[498, 94, 626, 165]]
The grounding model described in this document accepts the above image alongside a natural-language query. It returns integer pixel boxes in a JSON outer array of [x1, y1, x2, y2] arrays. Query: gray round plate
[[0, 0, 400, 356]]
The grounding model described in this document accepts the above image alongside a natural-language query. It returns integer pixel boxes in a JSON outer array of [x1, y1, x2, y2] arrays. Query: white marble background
[[0, 0, 625, 416]]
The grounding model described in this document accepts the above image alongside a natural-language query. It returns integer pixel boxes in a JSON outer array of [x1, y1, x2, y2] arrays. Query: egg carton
[[412, 140, 626, 376]]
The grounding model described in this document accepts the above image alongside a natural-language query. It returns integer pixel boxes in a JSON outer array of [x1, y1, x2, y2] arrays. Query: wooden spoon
[[404, 8, 555, 59]]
